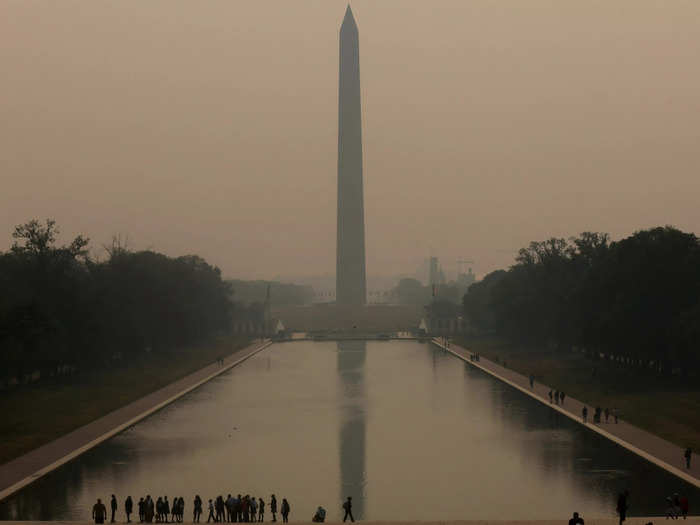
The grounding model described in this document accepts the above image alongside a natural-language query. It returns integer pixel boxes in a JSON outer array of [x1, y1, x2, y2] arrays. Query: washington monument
[[336, 5, 367, 306]]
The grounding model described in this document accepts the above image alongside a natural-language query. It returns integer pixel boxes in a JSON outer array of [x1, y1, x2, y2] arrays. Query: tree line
[[0, 220, 239, 387], [463, 227, 700, 375]]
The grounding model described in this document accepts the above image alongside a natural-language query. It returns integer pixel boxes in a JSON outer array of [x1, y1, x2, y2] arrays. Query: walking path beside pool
[[432, 339, 700, 488], [0, 339, 272, 501]]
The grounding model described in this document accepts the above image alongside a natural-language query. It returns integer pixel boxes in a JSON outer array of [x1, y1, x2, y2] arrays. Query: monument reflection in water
[[2, 341, 700, 521], [337, 341, 366, 519]]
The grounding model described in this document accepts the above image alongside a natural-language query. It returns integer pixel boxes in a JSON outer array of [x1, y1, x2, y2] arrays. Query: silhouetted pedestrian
[[680, 494, 688, 519], [605, 407, 610, 423], [529, 375, 534, 389], [207, 500, 215, 523], [617, 490, 629, 525], [146, 496, 154, 523], [258, 498, 265, 522], [112, 495, 118, 523], [125, 496, 133, 523], [548, 390, 553, 403], [138, 498, 145, 523], [193, 496, 202, 523], [560, 391, 565, 405], [250, 497, 258, 522], [270, 495, 277, 523], [342, 497, 354, 523], [685, 448, 692, 469], [281, 499, 290, 524], [666, 496, 678, 519], [94, 499, 108, 524], [569, 512, 584, 525], [582, 406, 588, 422], [614, 407, 619, 423]]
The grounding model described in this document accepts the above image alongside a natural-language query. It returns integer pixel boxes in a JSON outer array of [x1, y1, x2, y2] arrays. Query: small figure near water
[[193, 496, 202, 523], [270, 494, 277, 523], [94, 498, 107, 524], [281, 498, 290, 523], [312, 506, 326, 523], [569, 512, 584, 525], [617, 490, 629, 525], [342, 496, 354, 523], [125, 496, 133, 523]]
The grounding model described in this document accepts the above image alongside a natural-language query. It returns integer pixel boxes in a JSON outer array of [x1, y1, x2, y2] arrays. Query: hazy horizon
[[3, 1, 700, 282]]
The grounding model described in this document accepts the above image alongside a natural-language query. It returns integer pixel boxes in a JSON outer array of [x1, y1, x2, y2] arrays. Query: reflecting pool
[[2, 341, 698, 521]]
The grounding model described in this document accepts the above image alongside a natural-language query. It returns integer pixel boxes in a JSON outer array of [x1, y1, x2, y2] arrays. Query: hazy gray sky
[[3, 1, 700, 282]]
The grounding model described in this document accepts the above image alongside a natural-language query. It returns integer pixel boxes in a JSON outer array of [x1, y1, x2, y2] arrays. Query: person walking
[[559, 391, 565, 405], [685, 448, 692, 469], [582, 406, 588, 423], [138, 498, 145, 523], [94, 499, 108, 524], [617, 490, 629, 525], [258, 498, 265, 522], [236, 494, 243, 523], [270, 495, 277, 523], [548, 390, 553, 403], [125, 496, 133, 523], [280, 499, 290, 524], [342, 497, 354, 523], [111, 495, 118, 523], [679, 494, 688, 519], [207, 500, 215, 523]]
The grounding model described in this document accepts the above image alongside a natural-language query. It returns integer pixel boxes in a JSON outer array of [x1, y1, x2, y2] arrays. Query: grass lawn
[[0, 335, 251, 465], [456, 335, 700, 452]]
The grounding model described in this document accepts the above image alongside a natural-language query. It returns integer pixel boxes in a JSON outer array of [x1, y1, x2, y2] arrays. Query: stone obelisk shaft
[[336, 6, 366, 306]]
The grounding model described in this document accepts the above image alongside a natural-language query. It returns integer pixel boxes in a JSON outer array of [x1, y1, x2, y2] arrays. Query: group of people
[[547, 389, 566, 405], [581, 405, 618, 424], [204, 494, 289, 523], [93, 494, 290, 524], [665, 493, 690, 519]]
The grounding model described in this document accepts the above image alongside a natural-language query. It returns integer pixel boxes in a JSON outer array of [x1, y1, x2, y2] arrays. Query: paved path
[[0, 340, 273, 501], [433, 339, 700, 488]]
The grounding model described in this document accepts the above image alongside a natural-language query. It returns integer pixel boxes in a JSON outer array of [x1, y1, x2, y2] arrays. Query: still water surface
[[2, 341, 699, 520]]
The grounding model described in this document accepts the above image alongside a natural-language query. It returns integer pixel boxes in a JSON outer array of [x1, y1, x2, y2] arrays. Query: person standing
[[582, 406, 588, 423], [193, 496, 202, 523], [616, 490, 629, 525], [94, 499, 108, 524], [560, 391, 566, 405], [125, 496, 133, 523], [280, 499, 290, 524], [342, 497, 354, 523], [258, 498, 265, 522], [548, 390, 553, 403], [250, 497, 258, 523], [138, 498, 145, 523], [145, 496, 154, 523], [604, 408, 610, 423], [679, 494, 689, 519], [270, 495, 277, 523], [529, 375, 534, 389], [685, 448, 692, 469], [111, 495, 118, 523]]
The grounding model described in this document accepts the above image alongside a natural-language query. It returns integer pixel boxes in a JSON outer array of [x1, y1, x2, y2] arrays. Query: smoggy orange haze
[[2, 1, 700, 281]]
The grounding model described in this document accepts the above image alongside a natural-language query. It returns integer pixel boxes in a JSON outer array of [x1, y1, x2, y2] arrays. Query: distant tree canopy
[[226, 279, 313, 307], [0, 220, 234, 386], [463, 227, 700, 373]]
